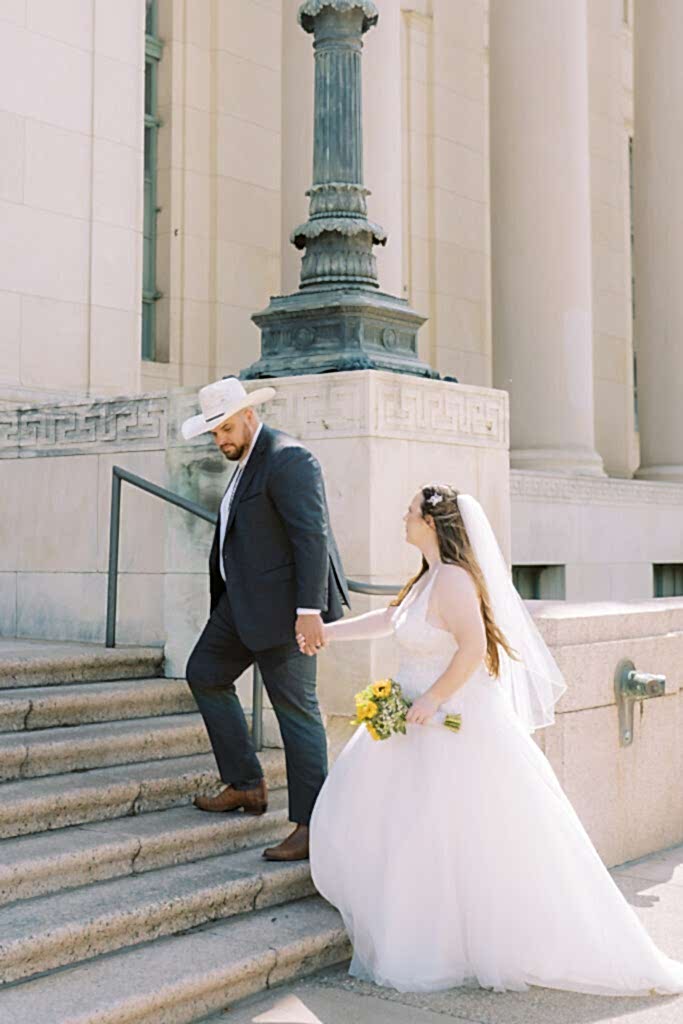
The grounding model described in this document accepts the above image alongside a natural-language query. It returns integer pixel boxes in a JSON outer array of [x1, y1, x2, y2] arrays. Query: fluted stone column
[[293, 0, 385, 290], [490, 0, 603, 475], [633, 0, 683, 482]]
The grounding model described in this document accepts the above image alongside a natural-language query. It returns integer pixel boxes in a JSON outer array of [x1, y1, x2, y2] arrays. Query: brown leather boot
[[194, 779, 268, 815], [262, 824, 309, 861]]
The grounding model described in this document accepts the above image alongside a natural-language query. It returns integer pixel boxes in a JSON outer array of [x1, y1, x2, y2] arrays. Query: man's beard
[[223, 444, 247, 461]]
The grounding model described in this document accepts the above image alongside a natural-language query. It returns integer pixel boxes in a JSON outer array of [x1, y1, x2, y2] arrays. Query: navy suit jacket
[[208, 424, 350, 650]]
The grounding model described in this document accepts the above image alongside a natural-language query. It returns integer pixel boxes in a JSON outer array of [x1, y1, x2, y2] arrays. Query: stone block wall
[[534, 599, 683, 867]]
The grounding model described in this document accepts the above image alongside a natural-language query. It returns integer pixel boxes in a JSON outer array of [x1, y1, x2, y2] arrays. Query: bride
[[305, 484, 683, 997]]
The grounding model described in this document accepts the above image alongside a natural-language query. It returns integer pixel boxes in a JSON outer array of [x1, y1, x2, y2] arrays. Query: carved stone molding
[[0, 397, 168, 458], [370, 377, 508, 448], [182, 371, 508, 448], [298, 0, 379, 33], [511, 470, 683, 506]]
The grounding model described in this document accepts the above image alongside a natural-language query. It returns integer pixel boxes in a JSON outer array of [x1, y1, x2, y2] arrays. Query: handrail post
[[252, 665, 264, 752], [106, 469, 122, 648]]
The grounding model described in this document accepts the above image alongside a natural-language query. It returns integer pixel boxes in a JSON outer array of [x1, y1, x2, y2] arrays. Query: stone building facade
[[0, 0, 682, 604]]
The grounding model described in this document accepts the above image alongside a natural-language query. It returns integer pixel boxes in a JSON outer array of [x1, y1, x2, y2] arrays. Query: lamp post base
[[242, 287, 438, 380]]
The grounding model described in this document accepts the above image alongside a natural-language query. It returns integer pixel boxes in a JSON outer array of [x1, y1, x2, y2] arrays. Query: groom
[[182, 377, 349, 861]]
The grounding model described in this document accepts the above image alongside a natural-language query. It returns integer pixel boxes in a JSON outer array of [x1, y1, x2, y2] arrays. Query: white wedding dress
[[309, 571, 683, 996]]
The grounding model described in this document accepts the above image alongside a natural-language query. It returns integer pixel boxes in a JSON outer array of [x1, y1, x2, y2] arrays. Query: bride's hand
[[405, 690, 442, 726]]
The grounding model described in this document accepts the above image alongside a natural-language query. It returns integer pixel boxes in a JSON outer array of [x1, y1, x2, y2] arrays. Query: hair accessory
[[427, 493, 443, 507]]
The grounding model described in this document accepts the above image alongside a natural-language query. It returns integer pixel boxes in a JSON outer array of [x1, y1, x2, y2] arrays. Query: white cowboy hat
[[181, 377, 276, 440]]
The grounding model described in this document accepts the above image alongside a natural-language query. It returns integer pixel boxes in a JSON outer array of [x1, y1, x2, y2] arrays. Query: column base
[[510, 447, 605, 476], [635, 464, 683, 483], [243, 287, 437, 381]]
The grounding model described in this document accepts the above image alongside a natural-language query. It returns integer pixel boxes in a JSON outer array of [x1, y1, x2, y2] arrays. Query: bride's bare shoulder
[[435, 562, 476, 585], [434, 564, 478, 600]]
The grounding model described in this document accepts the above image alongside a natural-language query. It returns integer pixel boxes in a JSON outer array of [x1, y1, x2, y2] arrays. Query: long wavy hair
[[391, 484, 516, 677]]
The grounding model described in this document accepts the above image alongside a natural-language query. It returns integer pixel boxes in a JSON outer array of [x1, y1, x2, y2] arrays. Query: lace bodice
[[391, 569, 490, 713]]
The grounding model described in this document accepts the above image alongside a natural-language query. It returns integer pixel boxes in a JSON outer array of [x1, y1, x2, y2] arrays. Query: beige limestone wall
[[511, 470, 683, 602], [587, 0, 637, 478], [533, 599, 683, 867], [143, 0, 282, 392], [401, 0, 490, 385], [0, 396, 168, 645], [0, 0, 144, 401]]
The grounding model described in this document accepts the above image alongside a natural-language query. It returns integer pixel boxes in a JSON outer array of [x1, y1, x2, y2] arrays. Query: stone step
[[0, 748, 287, 840], [0, 845, 316, 985], [0, 712, 211, 781], [0, 677, 195, 733], [0, 639, 164, 689], [0, 897, 348, 1024], [0, 792, 291, 906]]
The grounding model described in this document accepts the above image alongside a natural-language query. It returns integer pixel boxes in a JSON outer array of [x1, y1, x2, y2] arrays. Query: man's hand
[[295, 613, 325, 656]]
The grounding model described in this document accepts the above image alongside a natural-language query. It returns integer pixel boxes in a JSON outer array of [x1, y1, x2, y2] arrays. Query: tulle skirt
[[309, 673, 683, 996]]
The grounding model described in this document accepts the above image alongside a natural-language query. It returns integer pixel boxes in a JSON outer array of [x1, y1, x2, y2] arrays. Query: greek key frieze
[[373, 378, 508, 447], [168, 373, 508, 449], [0, 399, 167, 457]]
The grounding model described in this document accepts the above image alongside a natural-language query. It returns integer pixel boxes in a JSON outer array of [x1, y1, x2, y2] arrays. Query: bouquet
[[352, 678, 462, 741]]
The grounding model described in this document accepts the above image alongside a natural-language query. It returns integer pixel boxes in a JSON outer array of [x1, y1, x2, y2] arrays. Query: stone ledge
[[0, 713, 212, 781], [0, 796, 290, 907], [0, 750, 286, 840], [512, 469, 683, 506], [0, 640, 164, 688], [0, 898, 348, 1024], [531, 597, 683, 647], [0, 846, 315, 985]]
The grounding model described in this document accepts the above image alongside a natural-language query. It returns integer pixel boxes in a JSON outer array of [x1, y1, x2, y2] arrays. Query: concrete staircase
[[0, 641, 349, 1023]]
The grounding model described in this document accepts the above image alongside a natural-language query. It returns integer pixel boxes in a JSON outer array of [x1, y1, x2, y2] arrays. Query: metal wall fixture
[[614, 659, 666, 746]]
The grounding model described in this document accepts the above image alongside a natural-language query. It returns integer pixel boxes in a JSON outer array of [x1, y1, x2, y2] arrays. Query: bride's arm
[[322, 605, 395, 642], [406, 565, 487, 724]]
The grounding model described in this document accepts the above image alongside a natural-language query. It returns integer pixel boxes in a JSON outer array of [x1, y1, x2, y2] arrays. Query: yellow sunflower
[[371, 679, 393, 699], [356, 699, 379, 720]]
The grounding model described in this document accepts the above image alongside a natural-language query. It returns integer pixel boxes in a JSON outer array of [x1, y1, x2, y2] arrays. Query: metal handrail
[[106, 466, 401, 750]]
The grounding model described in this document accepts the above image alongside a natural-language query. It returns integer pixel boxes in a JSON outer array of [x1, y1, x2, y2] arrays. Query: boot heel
[[242, 798, 270, 815]]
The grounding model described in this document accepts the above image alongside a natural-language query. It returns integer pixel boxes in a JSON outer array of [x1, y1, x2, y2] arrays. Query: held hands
[[295, 614, 326, 657], [405, 689, 442, 726]]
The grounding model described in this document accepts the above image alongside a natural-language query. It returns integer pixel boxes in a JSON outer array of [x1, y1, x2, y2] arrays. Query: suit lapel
[[225, 424, 270, 534]]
